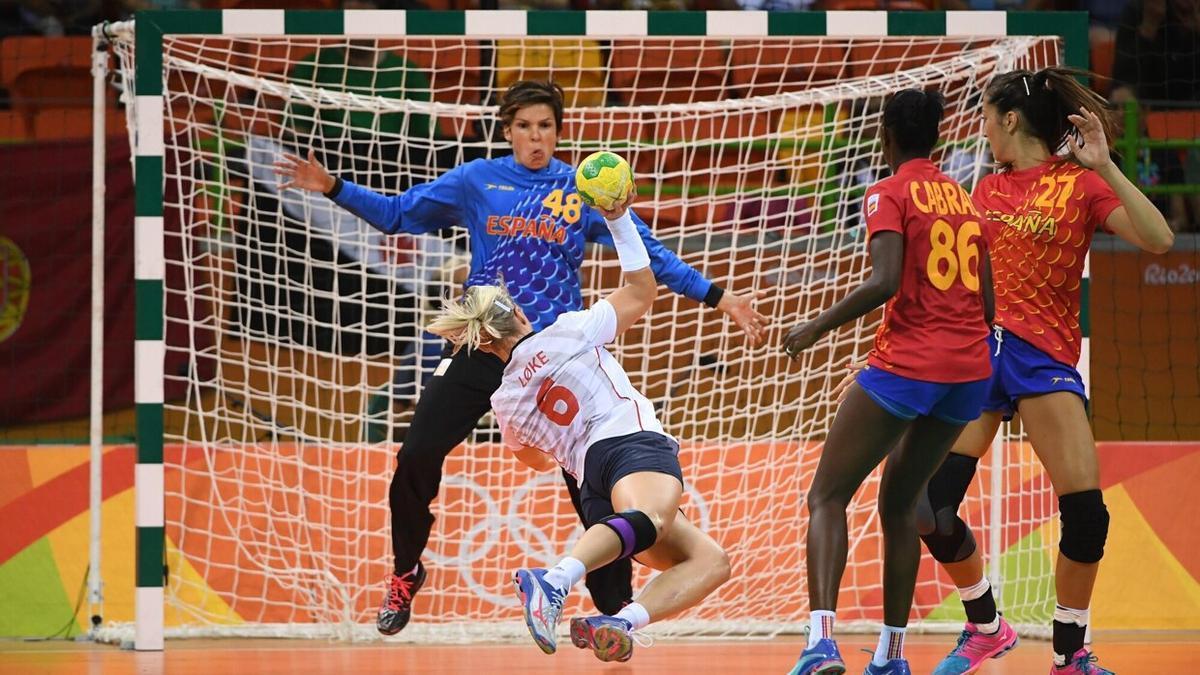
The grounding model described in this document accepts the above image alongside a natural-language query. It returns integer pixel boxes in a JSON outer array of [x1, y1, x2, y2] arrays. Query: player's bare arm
[[1066, 109, 1174, 254], [597, 186, 659, 337], [782, 232, 903, 359]]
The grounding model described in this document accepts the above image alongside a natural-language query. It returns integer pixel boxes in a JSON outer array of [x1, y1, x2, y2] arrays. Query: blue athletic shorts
[[984, 326, 1088, 420], [856, 366, 990, 426], [579, 431, 684, 527]]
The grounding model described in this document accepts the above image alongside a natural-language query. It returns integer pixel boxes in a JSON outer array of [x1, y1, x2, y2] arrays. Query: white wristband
[[606, 211, 651, 272]]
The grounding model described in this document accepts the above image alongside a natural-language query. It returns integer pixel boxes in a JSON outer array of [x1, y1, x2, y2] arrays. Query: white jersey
[[490, 299, 671, 483]]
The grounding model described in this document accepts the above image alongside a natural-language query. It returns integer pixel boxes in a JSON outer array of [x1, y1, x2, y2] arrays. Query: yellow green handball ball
[[575, 151, 633, 211]]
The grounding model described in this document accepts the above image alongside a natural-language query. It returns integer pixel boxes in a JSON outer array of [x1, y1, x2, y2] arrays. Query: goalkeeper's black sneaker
[[377, 561, 426, 635]]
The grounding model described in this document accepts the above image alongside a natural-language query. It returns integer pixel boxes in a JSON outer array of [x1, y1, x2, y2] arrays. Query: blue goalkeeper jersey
[[328, 154, 715, 331]]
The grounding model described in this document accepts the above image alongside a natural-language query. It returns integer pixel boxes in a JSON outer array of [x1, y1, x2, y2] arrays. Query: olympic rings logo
[[425, 474, 712, 607]]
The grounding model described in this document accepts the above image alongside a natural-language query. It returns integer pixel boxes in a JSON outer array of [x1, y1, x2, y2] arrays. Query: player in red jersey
[[782, 89, 994, 675], [915, 68, 1175, 675]]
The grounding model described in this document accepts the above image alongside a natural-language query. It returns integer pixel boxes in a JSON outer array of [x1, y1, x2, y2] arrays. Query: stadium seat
[[0, 36, 93, 109], [730, 41, 848, 97], [849, 40, 961, 79], [654, 111, 776, 185], [496, 39, 606, 108], [30, 107, 128, 141], [610, 40, 730, 106], [564, 109, 651, 144], [1145, 110, 1200, 140], [1090, 31, 1116, 97], [0, 110, 26, 142], [778, 105, 849, 186], [394, 39, 482, 139]]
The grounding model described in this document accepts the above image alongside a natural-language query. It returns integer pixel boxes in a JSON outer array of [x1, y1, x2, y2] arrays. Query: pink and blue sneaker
[[1051, 648, 1115, 674], [569, 615, 635, 663], [864, 659, 912, 675], [513, 568, 567, 654], [787, 639, 847, 675], [933, 619, 1020, 674]]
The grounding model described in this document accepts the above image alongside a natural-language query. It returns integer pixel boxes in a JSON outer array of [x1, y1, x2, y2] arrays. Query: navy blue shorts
[[857, 366, 990, 426], [984, 326, 1088, 420], [579, 431, 684, 527]]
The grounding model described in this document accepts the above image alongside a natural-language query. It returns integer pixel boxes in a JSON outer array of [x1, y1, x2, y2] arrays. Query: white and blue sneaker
[[788, 639, 847, 675], [570, 615, 637, 662], [513, 568, 568, 654], [864, 659, 912, 675]]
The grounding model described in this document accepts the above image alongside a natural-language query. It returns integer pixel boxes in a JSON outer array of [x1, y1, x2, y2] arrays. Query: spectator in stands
[[0, 0, 94, 35], [1112, 0, 1200, 231], [1111, 88, 1198, 231], [1113, 0, 1200, 102]]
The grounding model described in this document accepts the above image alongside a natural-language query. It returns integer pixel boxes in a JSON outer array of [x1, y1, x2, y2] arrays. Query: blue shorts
[[580, 431, 684, 527], [857, 366, 989, 426], [984, 326, 1088, 420]]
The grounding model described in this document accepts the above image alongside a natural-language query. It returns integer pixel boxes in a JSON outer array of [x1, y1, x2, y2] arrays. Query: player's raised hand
[[830, 359, 868, 405], [781, 321, 824, 360], [274, 149, 337, 194], [597, 183, 637, 221], [717, 289, 769, 346], [1066, 107, 1112, 170]]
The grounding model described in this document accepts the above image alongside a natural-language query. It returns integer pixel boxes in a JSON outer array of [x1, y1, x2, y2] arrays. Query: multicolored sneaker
[[1051, 648, 1116, 674], [864, 659, 912, 675], [569, 615, 636, 663], [513, 568, 568, 654], [933, 618, 1020, 674], [376, 561, 426, 636], [787, 639, 847, 675]]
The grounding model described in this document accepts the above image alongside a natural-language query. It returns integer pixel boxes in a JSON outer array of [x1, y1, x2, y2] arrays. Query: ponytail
[[427, 285, 520, 354], [985, 67, 1115, 158]]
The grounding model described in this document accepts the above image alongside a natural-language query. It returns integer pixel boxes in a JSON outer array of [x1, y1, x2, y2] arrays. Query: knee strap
[[598, 510, 658, 560], [918, 453, 980, 563], [1059, 489, 1109, 564]]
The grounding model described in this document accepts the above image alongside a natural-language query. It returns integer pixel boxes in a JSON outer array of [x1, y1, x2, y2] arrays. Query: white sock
[[614, 602, 650, 631], [872, 625, 906, 667], [1053, 604, 1089, 627], [542, 557, 586, 592], [959, 576, 990, 601], [959, 576, 999, 634], [808, 610, 835, 648], [1052, 604, 1090, 666]]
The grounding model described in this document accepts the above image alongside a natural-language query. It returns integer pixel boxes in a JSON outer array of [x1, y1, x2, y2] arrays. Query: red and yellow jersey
[[864, 158, 991, 383], [974, 161, 1122, 366]]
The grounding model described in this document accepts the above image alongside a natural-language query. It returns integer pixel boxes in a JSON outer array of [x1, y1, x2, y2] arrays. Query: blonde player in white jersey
[[427, 187, 732, 664]]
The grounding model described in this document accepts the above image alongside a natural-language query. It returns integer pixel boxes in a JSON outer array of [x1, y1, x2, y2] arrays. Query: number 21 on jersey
[[926, 219, 982, 292]]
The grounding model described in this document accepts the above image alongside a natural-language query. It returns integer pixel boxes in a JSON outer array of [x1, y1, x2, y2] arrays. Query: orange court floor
[[1, 633, 1197, 674]]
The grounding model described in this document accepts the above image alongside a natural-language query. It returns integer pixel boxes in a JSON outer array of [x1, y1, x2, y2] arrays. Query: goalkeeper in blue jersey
[[275, 80, 768, 636]]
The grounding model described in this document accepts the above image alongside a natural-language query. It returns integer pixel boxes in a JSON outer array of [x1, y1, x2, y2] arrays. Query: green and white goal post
[[98, 8, 1087, 651]]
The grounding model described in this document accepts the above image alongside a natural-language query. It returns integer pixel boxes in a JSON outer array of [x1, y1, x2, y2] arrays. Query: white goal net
[[105, 23, 1060, 641]]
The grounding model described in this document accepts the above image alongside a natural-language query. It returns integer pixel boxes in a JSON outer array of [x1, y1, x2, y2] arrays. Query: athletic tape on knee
[[1058, 489, 1109, 564], [598, 510, 658, 560], [918, 453, 980, 563]]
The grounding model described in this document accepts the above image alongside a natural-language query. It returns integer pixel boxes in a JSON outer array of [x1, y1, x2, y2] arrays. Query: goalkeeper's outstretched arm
[[273, 148, 462, 236]]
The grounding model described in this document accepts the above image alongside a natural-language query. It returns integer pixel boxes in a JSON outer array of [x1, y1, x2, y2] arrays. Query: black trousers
[[388, 343, 633, 614]]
